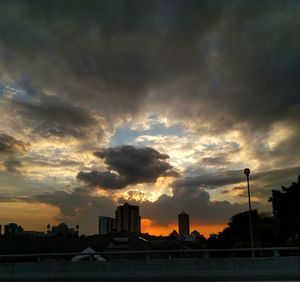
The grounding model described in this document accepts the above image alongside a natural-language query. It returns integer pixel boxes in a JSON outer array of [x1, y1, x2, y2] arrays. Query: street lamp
[[244, 168, 254, 257]]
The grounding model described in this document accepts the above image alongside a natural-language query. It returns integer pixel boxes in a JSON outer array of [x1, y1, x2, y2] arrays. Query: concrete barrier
[[0, 256, 300, 281]]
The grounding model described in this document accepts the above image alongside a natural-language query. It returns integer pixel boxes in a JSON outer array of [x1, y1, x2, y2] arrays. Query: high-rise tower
[[115, 203, 141, 233], [178, 211, 190, 238]]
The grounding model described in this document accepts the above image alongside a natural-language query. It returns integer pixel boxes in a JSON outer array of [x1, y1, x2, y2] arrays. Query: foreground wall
[[0, 257, 300, 281]]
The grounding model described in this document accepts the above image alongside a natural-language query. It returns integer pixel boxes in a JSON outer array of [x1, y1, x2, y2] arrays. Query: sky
[[0, 0, 300, 238]]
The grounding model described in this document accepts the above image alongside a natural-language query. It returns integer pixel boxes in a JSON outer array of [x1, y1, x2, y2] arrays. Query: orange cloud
[[141, 218, 226, 238]]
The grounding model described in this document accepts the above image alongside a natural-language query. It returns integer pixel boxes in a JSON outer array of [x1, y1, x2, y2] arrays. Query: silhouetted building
[[184, 234, 195, 241], [191, 229, 201, 239], [209, 233, 218, 240], [108, 237, 130, 249], [178, 211, 190, 238], [169, 229, 180, 239], [115, 203, 141, 233], [99, 216, 115, 235], [50, 223, 79, 237], [4, 223, 24, 236], [22, 231, 46, 237]]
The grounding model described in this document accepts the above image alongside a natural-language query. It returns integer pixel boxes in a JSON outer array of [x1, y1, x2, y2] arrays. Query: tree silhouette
[[269, 175, 300, 243], [216, 210, 259, 248], [209, 210, 276, 248]]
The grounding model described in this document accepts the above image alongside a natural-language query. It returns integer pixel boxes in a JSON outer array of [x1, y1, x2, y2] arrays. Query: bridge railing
[[0, 247, 300, 262]]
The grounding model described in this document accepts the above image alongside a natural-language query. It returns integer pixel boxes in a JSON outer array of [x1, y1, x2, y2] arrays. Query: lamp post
[[244, 168, 254, 257]]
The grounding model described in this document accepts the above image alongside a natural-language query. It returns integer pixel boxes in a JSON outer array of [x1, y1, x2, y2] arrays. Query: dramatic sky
[[0, 0, 299, 237]]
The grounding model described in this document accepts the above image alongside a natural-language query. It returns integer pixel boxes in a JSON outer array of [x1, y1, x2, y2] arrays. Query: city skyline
[[1, 204, 196, 238], [0, 1, 300, 237]]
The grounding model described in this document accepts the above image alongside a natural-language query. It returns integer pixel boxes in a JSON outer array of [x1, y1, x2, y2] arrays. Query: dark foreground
[[1, 257, 300, 282]]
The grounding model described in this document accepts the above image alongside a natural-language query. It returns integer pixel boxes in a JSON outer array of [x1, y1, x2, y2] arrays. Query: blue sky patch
[[109, 121, 186, 147]]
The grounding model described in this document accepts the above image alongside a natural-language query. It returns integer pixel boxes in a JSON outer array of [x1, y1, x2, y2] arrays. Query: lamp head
[[244, 168, 250, 176]]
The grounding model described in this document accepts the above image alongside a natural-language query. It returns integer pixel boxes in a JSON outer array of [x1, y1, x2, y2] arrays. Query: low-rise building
[[4, 223, 23, 236]]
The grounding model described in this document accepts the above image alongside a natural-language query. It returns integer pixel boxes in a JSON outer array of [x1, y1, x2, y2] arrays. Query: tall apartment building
[[178, 211, 190, 238], [115, 203, 141, 233], [98, 216, 115, 235]]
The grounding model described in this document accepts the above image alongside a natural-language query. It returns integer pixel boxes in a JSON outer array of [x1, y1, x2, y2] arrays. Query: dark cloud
[[140, 186, 266, 226], [77, 170, 126, 189], [252, 166, 300, 185], [0, 1, 160, 120], [0, 171, 64, 197], [32, 190, 115, 234], [173, 170, 243, 189], [0, 133, 29, 173], [221, 186, 246, 195], [13, 96, 99, 138], [201, 155, 231, 166], [77, 145, 178, 189], [174, 166, 300, 201], [24, 157, 83, 168], [3, 158, 22, 173], [0, 195, 37, 204], [0, 0, 298, 133], [241, 167, 300, 199], [0, 133, 28, 154]]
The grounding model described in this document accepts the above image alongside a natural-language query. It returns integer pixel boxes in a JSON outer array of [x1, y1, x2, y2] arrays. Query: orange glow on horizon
[[141, 218, 226, 238], [0, 202, 227, 238], [0, 202, 60, 232]]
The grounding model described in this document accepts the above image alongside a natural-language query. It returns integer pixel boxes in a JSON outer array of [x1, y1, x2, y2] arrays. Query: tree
[[269, 175, 300, 243], [211, 210, 276, 248], [216, 210, 259, 248]]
